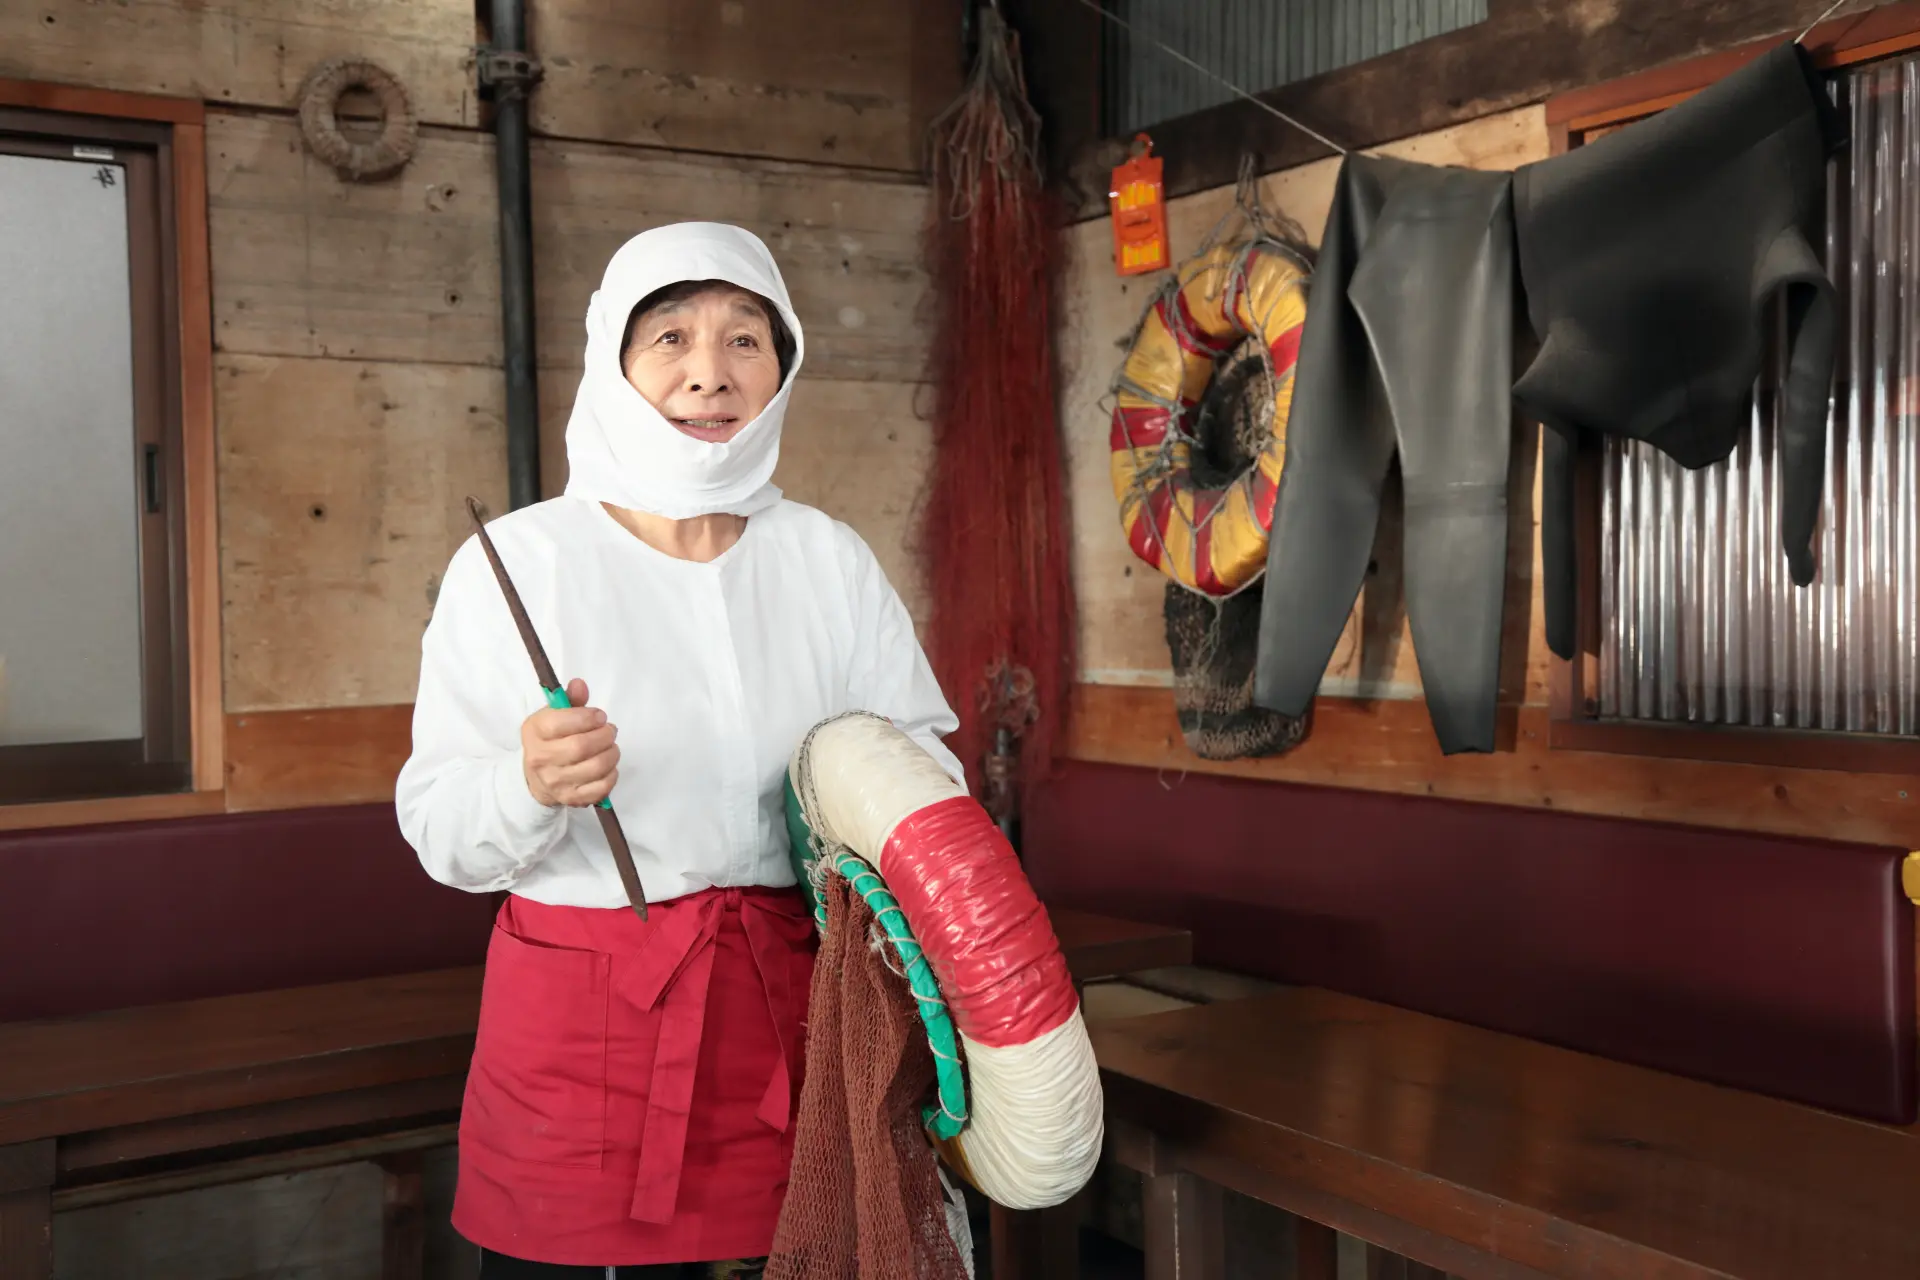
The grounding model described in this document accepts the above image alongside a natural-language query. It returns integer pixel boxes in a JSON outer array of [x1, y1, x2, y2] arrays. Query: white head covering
[[562, 222, 805, 518]]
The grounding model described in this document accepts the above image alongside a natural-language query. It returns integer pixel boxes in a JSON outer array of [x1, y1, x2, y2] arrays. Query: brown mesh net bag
[[766, 873, 971, 1280]]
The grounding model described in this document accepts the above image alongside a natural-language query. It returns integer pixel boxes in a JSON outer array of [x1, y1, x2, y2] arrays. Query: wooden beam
[[173, 119, 224, 796], [1548, 0, 1920, 127], [0, 77, 202, 123], [0, 790, 226, 835], [1049, 0, 1878, 217], [1067, 683, 1920, 848]]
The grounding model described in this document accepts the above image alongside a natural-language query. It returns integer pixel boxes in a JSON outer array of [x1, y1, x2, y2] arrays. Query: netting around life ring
[[788, 712, 1102, 1211], [1163, 340, 1313, 760], [297, 57, 418, 181], [787, 773, 970, 1142], [1110, 235, 1310, 597]]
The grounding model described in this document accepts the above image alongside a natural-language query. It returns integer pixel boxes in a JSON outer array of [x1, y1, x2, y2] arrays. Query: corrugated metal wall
[[1102, 0, 1487, 135], [1598, 54, 1920, 735]]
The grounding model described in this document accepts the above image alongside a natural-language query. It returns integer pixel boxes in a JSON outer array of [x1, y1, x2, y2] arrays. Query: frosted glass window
[[0, 151, 145, 747]]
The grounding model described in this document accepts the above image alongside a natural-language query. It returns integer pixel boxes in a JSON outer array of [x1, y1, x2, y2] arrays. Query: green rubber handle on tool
[[545, 685, 613, 810]]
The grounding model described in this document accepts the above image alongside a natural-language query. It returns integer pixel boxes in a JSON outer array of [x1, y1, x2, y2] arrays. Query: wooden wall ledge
[[1066, 683, 1919, 848]]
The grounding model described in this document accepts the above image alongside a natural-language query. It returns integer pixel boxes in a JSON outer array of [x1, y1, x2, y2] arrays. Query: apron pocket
[[465, 921, 611, 1169]]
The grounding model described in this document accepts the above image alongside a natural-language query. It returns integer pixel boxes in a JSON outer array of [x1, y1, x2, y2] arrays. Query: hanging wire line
[[1068, 0, 1350, 155], [1799, 0, 1851, 43]]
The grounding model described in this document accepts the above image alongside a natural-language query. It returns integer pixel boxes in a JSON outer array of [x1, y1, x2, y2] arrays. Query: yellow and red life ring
[[1110, 241, 1309, 596]]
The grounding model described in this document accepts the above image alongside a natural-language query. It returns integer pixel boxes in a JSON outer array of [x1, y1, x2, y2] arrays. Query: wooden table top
[[0, 968, 483, 1146], [0, 907, 1187, 1146], [1093, 987, 1920, 1280], [1049, 907, 1192, 983]]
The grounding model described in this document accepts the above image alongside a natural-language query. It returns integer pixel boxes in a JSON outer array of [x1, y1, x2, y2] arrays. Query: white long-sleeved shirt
[[395, 495, 963, 908]]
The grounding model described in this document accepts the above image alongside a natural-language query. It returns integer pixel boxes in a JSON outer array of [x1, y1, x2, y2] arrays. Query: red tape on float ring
[[877, 797, 1076, 1049]]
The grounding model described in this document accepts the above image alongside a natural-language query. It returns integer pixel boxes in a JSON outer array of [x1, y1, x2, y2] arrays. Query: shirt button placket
[[706, 572, 755, 884]]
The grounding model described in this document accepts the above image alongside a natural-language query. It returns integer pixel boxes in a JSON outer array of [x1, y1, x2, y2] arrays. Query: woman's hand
[[521, 678, 620, 807]]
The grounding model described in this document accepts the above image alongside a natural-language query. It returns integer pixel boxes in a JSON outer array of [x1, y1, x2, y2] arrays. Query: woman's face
[[622, 285, 783, 444]]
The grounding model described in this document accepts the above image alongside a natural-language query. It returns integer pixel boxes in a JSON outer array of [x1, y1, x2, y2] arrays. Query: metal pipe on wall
[[485, 0, 542, 510]]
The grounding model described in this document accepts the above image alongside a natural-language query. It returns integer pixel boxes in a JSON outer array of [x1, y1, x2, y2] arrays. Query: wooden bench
[[0, 907, 1186, 1279], [1091, 987, 1920, 1280], [0, 967, 480, 1279]]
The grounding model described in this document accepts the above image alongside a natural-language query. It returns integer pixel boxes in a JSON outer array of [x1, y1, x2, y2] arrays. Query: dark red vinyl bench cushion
[[0, 804, 496, 1022], [1024, 761, 1915, 1123]]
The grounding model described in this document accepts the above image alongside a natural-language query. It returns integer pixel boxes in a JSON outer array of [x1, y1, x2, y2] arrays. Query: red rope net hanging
[[921, 4, 1076, 803]]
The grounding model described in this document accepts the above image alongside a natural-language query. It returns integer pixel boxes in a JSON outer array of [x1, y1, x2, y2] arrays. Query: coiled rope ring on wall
[[297, 58, 419, 182]]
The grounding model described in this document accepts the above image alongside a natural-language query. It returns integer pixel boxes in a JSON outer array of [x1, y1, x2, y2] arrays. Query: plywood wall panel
[[218, 354, 508, 712], [207, 113, 502, 367], [207, 114, 931, 383], [222, 361, 930, 713], [772, 378, 936, 627], [539, 374, 935, 623], [1059, 107, 1551, 694], [528, 137, 931, 381], [2, 0, 476, 124], [528, 0, 921, 170]]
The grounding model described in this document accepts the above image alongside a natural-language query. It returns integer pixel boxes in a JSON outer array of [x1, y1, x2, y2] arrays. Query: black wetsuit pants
[[1252, 154, 1515, 755]]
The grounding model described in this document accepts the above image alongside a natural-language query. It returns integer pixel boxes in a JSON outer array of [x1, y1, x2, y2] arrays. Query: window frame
[[1543, 8, 1920, 774], [0, 80, 222, 821]]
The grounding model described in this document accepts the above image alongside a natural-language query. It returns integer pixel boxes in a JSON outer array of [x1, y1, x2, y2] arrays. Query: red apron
[[454, 886, 816, 1266]]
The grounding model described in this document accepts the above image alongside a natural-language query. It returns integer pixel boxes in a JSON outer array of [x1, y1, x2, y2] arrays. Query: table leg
[[378, 1150, 426, 1280], [0, 1141, 55, 1280], [990, 1198, 1079, 1280], [1367, 1243, 1453, 1280], [1141, 1170, 1224, 1280], [1296, 1216, 1339, 1280]]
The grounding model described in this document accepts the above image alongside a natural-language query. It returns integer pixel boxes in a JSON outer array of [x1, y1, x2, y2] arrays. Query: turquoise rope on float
[[829, 847, 968, 1139], [782, 776, 968, 1139], [782, 776, 825, 926]]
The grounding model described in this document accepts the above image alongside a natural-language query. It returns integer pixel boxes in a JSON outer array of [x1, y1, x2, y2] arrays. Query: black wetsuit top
[[1513, 40, 1846, 659]]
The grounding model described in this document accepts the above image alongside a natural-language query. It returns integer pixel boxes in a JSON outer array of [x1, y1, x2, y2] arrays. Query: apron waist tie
[[619, 887, 799, 1225]]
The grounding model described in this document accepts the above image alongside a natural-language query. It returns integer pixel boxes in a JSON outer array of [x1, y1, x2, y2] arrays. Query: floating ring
[[1111, 241, 1310, 596], [789, 712, 1102, 1211]]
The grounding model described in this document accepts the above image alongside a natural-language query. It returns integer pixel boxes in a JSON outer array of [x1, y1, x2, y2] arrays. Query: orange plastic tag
[[1109, 134, 1169, 277]]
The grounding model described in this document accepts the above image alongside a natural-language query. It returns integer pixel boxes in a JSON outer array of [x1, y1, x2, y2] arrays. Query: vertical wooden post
[[378, 1150, 426, 1280], [1141, 1170, 1224, 1280], [0, 1140, 56, 1280], [1295, 1216, 1339, 1280]]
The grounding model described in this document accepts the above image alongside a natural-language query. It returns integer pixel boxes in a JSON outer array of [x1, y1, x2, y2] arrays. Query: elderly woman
[[397, 222, 963, 1277]]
